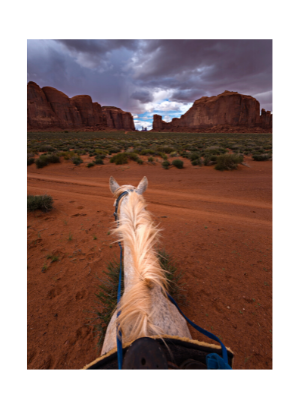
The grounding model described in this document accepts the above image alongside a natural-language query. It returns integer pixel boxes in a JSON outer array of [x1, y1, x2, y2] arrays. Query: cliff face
[[102, 107, 135, 130], [27, 82, 135, 131], [153, 91, 272, 132]]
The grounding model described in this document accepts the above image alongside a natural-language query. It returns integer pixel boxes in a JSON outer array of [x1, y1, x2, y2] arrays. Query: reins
[[113, 190, 232, 370]]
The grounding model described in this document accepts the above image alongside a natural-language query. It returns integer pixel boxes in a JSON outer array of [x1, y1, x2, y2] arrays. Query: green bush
[[27, 194, 53, 212], [215, 154, 244, 171], [39, 144, 56, 152], [189, 152, 201, 161], [148, 156, 154, 162], [35, 155, 49, 169], [72, 156, 83, 166], [87, 162, 95, 168], [46, 154, 60, 163], [162, 160, 170, 169], [137, 159, 144, 165], [110, 153, 128, 165], [157, 146, 174, 154], [140, 149, 155, 155], [252, 154, 270, 161], [191, 158, 202, 166], [127, 153, 139, 161], [94, 157, 104, 165], [27, 158, 35, 166], [172, 159, 184, 169]]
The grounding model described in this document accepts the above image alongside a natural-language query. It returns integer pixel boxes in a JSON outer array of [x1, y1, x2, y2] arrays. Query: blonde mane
[[112, 187, 168, 342]]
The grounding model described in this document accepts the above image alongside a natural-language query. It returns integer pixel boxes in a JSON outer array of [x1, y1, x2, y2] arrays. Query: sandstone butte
[[153, 91, 272, 133], [27, 81, 135, 131]]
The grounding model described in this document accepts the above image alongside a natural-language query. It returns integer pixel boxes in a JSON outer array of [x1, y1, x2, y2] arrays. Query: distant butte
[[27, 81, 135, 131], [152, 90, 272, 133]]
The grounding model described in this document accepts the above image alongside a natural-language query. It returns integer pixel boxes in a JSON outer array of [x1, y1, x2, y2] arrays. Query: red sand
[[27, 156, 272, 369]]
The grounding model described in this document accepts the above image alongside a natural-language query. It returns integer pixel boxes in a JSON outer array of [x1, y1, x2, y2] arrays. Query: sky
[[27, 40, 272, 130]]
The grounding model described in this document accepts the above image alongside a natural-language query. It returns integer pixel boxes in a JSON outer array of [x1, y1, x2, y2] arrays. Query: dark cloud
[[131, 90, 153, 103], [56, 39, 139, 54], [27, 39, 272, 116]]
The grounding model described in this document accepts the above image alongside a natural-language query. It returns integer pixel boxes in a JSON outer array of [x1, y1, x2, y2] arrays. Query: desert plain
[[27, 132, 272, 369]]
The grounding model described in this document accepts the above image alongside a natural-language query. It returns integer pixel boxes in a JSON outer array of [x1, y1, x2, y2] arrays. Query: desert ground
[[27, 152, 272, 369]]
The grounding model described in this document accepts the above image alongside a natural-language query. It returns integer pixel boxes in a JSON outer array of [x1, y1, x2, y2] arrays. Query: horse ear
[[109, 176, 120, 194], [136, 176, 148, 195]]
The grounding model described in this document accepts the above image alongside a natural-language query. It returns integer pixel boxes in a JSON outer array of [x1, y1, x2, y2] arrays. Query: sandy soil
[[27, 155, 272, 369]]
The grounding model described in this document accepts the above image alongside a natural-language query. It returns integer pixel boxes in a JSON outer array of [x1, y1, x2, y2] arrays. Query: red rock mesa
[[153, 91, 272, 133], [27, 81, 135, 131]]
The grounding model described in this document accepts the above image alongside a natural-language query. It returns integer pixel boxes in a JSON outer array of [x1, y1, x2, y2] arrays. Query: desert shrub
[[215, 154, 244, 171], [72, 156, 83, 166], [252, 153, 270, 161], [108, 147, 121, 154], [110, 153, 128, 165], [189, 152, 201, 161], [140, 149, 156, 155], [172, 159, 184, 169], [46, 154, 60, 163], [39, 144, 56, 152], [170, 151, 178, 157], [157, 146, 174, 154], [27, 194, 53, 212], [87, 162, 95, 168], [148, 156, 154, 162], [127, 153, 139, 161], [181, 152, 189, 158], [35, 155, 49, 169], [27, 152, 35, 158], [191, 158, 202, 166], [27, 157, 35, 166], [162, 160, 170, 169], [205, 146, 227, 155], [137, 159, 144, 165], [94, 157, 104, 165]]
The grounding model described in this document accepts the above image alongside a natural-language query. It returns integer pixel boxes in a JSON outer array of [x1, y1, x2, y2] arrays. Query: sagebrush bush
[[162, 160, 170, 169], [215, 154, 243, 171], [46, 154, 60, 163], [191, 158, 202, 166], [39, 144, 56, 153], [27, 194, 53, 212], [252, 154, 270, 161], [137, 159, 144, 165], [94, 157, 104, 165], [110, 153, 128, 165], [72, 156, 83, 165], [148, 156, 154, 162], [127, 153, 139, 161], [189, 152, 201, 161], [35, 155, 49, 169], [87, 162, 95, 168], [172, 159, 184, 169], [27, 158, 35, 166], [140, 149, 155, 155]]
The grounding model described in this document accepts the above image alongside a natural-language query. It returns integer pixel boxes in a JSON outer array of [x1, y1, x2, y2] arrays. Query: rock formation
[[153, 90, 272, 132], [102, 107, 135, 130], [27, 81, 135, 131]]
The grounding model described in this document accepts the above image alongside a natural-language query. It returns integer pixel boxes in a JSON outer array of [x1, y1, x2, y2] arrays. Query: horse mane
[[112, 186, 168, 342]]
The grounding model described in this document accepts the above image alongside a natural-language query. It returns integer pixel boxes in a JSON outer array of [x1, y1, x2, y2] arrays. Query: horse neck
[[117, 192, 166, 294], [119, 195, 142, 292]]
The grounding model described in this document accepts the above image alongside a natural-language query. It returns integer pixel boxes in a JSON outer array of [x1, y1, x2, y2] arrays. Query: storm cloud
[[27, 39, 272, 129]]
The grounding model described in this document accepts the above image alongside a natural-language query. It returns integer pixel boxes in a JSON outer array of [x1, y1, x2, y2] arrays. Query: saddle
[[83, 335, 234, 369]]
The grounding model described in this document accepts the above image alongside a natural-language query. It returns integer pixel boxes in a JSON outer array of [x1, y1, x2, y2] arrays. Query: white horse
[[101, 176, 192, 356]]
